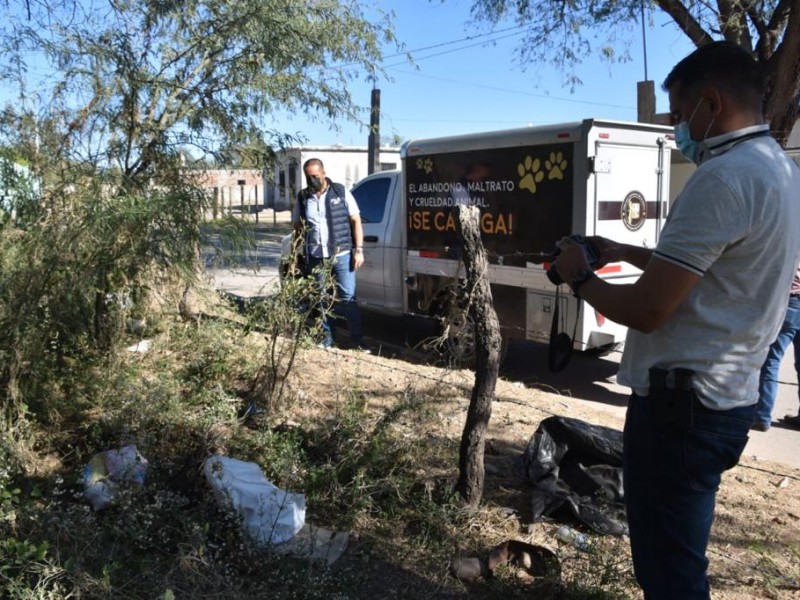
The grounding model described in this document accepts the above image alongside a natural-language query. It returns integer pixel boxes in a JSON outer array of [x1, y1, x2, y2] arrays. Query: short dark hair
[[662, 41, 764, 107], [303, 158, 324, 171]]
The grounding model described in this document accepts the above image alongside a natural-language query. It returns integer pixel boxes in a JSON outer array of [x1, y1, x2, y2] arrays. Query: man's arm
[[351, 214, 364, 269], [554, 240, 700, 333], [586, 236, 653, 271], [576, 258, 700, 332], [291, 193, 302, 240]]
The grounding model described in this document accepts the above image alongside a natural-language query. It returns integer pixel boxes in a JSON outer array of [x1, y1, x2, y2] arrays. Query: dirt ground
[[289, 342, 800, 599]]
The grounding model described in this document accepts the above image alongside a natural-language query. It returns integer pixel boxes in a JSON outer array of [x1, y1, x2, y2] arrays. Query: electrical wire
[[386, 69, 635, 110]]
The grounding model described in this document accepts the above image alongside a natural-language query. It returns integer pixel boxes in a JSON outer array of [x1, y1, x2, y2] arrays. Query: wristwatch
[[570, 268, 595, 298], [354, 247, 364, 254]]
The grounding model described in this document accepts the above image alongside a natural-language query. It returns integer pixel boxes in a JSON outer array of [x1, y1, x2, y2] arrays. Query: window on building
[[379, 162, 397, 171]]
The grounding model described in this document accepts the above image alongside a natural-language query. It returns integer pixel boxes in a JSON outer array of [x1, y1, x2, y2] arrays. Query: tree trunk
[[453, 205, 503, 509], [763, 7, 800, 147]]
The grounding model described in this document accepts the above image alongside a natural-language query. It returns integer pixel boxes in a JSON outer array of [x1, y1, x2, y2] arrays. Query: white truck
[[284, 118, 677, 360]]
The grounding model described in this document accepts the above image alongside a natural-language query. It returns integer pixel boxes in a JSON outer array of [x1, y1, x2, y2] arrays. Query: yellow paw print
[[545, 151, 568, 180], [416, 158, 434, 174], [518, 156, 544, 194]]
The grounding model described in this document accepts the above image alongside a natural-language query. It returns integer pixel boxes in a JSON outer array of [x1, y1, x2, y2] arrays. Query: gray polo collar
[[697, 124, 771, 164]]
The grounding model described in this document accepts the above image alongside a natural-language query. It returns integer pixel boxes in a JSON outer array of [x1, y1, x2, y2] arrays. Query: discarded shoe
[[750, 422, 770, 432]]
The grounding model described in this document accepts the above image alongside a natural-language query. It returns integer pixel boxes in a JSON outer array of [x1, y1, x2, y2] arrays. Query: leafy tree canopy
[[0, 0, 395, 181], [469, 0, 800, 145]]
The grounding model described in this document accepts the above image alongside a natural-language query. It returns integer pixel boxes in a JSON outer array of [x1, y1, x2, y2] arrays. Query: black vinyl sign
[[405, 143, 574, 267]]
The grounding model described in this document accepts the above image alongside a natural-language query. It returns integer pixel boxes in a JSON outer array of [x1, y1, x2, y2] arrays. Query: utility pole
[[368, 87, 380, 175]]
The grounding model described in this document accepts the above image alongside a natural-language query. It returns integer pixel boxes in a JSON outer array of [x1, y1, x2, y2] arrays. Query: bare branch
[[756, 0, 794, 59], [716, 0, 753, 48], [655, 0, 715, 46]]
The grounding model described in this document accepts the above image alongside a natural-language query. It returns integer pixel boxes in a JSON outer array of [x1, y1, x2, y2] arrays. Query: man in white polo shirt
[[553, 41, 800, 599]]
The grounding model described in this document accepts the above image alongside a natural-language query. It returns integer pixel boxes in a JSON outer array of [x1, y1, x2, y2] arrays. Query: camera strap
[[548, 285, 580, 373]]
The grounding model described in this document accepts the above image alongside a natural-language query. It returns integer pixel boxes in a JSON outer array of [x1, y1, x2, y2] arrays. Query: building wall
[[265, 146, 401, 211], [190, 168, 264, 217], [198, 169, 263, 189]]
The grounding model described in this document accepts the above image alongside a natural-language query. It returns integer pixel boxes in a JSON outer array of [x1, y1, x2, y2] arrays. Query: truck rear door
[[351, 172, 399, 308], [592, 140, 668, 276]]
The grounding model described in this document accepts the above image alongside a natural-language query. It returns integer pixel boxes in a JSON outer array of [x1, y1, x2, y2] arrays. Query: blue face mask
[[674, 98, 716, 164], [674, 122, 700, 164]]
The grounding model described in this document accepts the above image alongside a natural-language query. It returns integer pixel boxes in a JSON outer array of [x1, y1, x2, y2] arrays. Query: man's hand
[[553, 236, 592, 284], [353, 249, 365, 270], [585, 236, 624, 269]]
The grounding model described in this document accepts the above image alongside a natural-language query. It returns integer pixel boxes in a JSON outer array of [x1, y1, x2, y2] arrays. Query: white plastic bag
[[203, 455, 305, 545], [83, 445, 149, 511]]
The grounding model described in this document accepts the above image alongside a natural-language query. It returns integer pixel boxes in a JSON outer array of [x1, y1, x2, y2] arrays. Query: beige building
[[192, 168, 264, 217], [265, 145, 401, 211]]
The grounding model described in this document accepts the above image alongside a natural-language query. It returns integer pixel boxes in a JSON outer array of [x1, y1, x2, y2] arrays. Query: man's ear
[[704, 87, 724, 119]]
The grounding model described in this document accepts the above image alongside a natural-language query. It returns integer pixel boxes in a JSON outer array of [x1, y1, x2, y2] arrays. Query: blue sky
[[276, 0, 696, 146]]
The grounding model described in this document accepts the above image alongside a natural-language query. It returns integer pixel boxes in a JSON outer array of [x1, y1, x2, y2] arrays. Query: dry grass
[[1, 294, 799, 598]]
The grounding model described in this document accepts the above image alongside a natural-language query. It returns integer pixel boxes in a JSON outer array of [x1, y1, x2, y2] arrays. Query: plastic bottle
[[555, 526, 591, 552]]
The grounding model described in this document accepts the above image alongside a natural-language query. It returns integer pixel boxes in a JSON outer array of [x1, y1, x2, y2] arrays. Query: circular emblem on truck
[[621, 191, 646, 231]]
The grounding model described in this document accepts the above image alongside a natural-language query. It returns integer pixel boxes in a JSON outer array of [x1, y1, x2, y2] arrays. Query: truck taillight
[[596, 264, 621, 275], [595, 310, 606, 326]]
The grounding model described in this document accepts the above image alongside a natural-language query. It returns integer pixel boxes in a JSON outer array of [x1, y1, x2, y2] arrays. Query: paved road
[[501, 340, 799, 470], [206, 228, 800, 470], [203, 218, 288, 298]]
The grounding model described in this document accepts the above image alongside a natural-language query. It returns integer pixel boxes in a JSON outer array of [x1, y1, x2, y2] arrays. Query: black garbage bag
[[523, 416, 627, 536]]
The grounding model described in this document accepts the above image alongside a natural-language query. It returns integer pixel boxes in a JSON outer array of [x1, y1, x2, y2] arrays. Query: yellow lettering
[[494, 213, 508, 235], [409, 211, 432, 231], [481, 212, 493, 234], [421, 212, 431, 230], [480, 212, 513, 235]]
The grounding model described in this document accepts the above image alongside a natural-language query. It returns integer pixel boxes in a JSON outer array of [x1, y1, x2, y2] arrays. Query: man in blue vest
[[292, 158, 366, 350]]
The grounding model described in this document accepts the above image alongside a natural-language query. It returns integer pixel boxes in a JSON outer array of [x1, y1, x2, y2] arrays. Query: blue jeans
[[623, 393, 754, 599], [307, 253, 363, 347], [756, 295, 800, 426]]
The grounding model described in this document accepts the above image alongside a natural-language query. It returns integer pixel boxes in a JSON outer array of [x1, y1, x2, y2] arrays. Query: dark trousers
[[623, 393, 754, 599]]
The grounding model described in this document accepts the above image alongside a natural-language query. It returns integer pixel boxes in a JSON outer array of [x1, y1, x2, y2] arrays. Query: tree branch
[[716, 0, 753, 48], [763, 0, 800, 145], [655, 0, 715, 46], [756, 0, 793, 59]]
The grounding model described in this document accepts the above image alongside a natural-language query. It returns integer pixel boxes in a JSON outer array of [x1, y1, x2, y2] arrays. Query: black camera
[[546, 234, 600, 286]]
